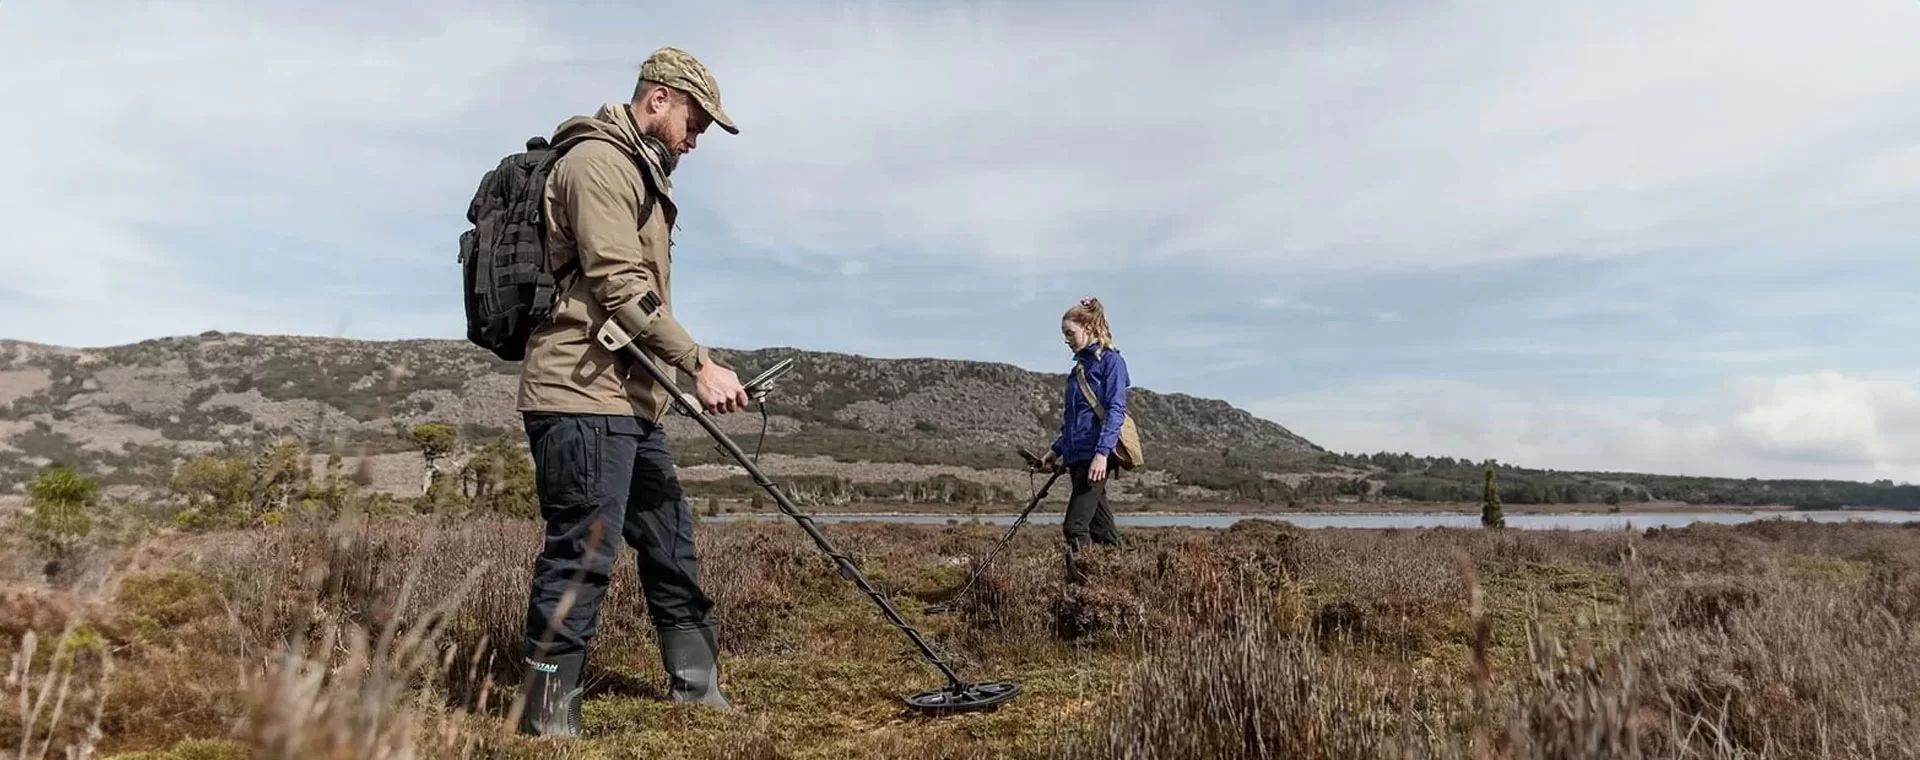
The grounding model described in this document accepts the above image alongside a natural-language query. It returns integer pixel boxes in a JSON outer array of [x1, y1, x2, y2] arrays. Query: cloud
[[0, 0, 1914, 483], [6, 0, 1916, 342], [673, 0, 1920, 274], [1730, 372, 1920, 470], [1252, 371, 1920, 483], [0, 0, 566, 345], [1256, 297, 1333, 315]]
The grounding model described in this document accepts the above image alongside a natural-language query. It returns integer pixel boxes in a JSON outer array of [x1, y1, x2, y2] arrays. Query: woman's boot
[[1063, 536, 1091, 584]]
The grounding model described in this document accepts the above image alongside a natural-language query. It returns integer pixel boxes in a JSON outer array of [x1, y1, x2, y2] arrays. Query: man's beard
[[636, 131, 680, 177]]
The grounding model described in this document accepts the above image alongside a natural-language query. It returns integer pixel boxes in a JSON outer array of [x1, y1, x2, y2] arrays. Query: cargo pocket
[[606, 415, 648, 438], [526, 414, 598, 512], [602, 415, 651, 498]]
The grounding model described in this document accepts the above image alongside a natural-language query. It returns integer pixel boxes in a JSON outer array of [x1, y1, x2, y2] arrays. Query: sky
[[2, 0, 1917, 483]]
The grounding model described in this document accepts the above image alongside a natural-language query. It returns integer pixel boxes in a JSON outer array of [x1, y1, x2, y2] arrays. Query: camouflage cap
[[639, 46, 738, 135]]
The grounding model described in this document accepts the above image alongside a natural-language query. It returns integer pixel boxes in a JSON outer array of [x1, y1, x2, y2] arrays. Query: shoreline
[[703, 507, 1920, 531], [712, 506, 1917, 520], [722, 508, 1806, 519], [712, 500, 1813, 517]]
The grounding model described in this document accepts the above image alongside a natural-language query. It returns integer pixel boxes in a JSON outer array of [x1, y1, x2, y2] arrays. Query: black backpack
[[459, 134, 657, 362]]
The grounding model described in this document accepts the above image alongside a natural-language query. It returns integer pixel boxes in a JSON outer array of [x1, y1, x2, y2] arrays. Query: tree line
[[1331, 451, 1920, 509]]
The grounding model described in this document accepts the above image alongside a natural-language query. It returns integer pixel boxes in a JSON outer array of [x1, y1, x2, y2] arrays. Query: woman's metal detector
[[925, 447, 1063, 615], [594, 322, 1022, 714]]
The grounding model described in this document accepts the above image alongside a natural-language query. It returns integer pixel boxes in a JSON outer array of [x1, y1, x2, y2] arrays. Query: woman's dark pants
[[1062, 461, 1124, 580]]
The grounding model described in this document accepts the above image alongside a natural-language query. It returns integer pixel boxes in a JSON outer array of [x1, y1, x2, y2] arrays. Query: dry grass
[[2, 512, 1919, 759], [3, 625, 115, 759]]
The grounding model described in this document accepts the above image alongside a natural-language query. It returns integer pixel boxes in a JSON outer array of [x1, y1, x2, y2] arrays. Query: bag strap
[[544, 136, 661, 299], [1073, 361, 1106, 423]]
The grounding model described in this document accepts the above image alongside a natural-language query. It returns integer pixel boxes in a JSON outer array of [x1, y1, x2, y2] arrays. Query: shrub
[[168, 439, 342, 530], [28, 464, 97, 549]]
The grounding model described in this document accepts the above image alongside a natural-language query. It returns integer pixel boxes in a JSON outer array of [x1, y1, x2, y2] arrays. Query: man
[[514, 46, 748, 738]]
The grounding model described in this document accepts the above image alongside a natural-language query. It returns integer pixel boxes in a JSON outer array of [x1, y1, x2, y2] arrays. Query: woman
[[1039, 296, 1129, 579]]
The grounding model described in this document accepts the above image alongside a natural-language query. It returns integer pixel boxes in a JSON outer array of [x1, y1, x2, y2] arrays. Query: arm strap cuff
[[592, 291, 665, 354]]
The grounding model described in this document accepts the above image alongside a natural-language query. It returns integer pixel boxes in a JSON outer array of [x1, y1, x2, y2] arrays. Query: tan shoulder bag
[[1073, 361, 1144, 470]]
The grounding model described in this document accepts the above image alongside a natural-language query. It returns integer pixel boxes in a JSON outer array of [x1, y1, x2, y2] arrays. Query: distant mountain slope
[[6, 333, 1913, 511], [0, 332, 1322, 496]]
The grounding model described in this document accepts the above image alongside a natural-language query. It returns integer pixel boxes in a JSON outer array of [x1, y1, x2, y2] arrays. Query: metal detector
[[593, 323, 1022, 715], [925, 447, 1064, 615], [665, 357, 794, 413]]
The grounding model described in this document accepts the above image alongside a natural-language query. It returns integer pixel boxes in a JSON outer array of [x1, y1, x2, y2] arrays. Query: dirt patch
[[80, 362, 196, 415], [318, 452, 428, 497], [0, 340, 73, 367], [200, 389, 380, 438], [0, 368, 51, 407], [391, 374, 525, 433], [61, 407, 171, 454], [0, 420, 33, 452]]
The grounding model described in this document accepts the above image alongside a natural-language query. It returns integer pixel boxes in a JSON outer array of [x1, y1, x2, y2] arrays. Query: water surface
[[709, 509, 1920, 531]]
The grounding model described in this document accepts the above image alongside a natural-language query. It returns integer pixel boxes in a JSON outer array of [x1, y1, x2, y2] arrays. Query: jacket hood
[[550, 102, 673, 195]]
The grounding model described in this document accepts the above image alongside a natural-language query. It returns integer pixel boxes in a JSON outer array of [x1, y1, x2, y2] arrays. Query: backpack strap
[[541, 136, 661, 304], [1073, 361, 1106, 423]]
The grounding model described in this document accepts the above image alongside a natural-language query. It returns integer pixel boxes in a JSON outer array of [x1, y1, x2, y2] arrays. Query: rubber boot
[[658, 623, 731, 708], [518, 652, 585, 737]]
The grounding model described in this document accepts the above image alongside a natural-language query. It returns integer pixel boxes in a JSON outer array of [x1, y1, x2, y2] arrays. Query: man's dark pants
[[521, 411, 714, 659]]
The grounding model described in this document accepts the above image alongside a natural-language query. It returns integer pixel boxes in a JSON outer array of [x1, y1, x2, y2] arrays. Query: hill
[[0, 332, 1329, 506], [3, 332, 1916, 512]]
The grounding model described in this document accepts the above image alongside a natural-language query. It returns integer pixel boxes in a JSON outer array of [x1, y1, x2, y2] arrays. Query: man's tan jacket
[[516, 103, 713, 423]]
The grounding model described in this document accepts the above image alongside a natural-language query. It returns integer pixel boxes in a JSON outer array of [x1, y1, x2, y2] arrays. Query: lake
[[707, 509, 1920, 531]]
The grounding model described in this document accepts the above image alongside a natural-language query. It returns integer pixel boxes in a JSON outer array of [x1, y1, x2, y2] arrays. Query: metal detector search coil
[[591, 320, 1022, 715], [903, 680, 1022, 713]]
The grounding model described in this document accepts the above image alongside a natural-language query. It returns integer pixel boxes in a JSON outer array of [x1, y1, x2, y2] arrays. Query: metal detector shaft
[[933, 468, 1063, 610], [596, 330, 969, 690]]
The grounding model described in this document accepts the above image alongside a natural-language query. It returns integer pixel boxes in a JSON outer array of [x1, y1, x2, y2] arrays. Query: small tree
[[29, 465, 98, 573], [461, 437, 538, 519], [1481, 460, 1505, 529], [250, 439, 313, 515], [407, 423, 458, 495]]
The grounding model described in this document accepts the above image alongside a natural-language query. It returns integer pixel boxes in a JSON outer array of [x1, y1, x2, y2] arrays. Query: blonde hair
[[1063, 296, 1116, 353]]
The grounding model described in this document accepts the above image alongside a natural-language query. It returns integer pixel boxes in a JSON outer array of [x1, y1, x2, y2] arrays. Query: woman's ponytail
[[1065, 296, 1116, 352]]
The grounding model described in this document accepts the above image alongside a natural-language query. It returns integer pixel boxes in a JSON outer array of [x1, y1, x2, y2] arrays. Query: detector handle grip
[[743, 357, 794, 402]]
